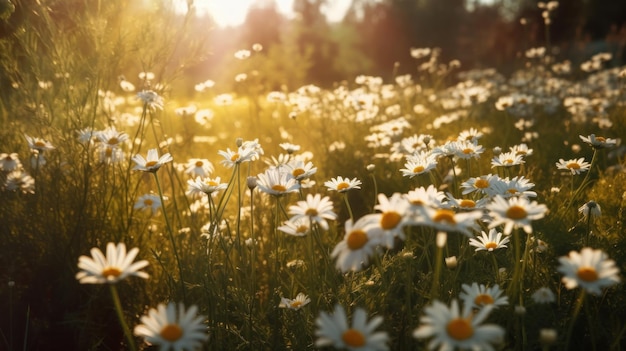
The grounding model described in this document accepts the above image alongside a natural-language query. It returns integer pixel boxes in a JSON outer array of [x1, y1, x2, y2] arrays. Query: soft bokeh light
[[174, 0, 352, 27]]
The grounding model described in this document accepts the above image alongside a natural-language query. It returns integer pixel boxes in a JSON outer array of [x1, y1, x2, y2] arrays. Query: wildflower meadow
[[1, 1, 625, 350]]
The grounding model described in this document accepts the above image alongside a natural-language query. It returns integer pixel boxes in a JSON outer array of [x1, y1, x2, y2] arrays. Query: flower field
[[1, 1, 625, 350]]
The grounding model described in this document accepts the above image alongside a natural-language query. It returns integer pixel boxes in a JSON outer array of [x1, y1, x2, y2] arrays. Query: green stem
[[564, 290, 586, 351], [343, 193, 354, 222], [153, 172, 186, 302], [109, 285, 137, 351]]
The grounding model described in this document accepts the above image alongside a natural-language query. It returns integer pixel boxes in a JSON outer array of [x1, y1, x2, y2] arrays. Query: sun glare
[[175, 0, 351, 27]]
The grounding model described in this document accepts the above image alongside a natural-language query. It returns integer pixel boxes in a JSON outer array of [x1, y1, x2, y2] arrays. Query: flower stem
[[153, 172, 186, 302], [342, 193, 354, 222], [109, 284, 137, 351], [564, 290, 586, 351]]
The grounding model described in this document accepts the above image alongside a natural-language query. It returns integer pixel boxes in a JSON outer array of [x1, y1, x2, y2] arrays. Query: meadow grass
[[1, 1, 626, 350]]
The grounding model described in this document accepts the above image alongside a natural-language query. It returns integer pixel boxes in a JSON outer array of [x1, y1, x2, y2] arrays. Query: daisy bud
[[436, 232, 447, 248], [539, 328, 558, 345], [366, 164, 375, 172], [247, 176, 257, 190], [445, 256, 457, 269]]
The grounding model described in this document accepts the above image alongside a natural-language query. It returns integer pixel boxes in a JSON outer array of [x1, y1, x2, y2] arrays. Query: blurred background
[[180, 0, 626, 90]]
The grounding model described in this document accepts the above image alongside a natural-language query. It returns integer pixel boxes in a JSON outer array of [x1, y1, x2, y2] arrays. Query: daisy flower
[[487, 195, 548, 235], [579, 134, 617, 149], [25, 134, 55, 152], [579, 200, 601, 219], [316, 304, 389, 351], [491, 151, 524, 168], [288, 193, 337, 231], [4, 170, 35, 194], [132, 148, 173, 172], [460, 283, 509, 310], [400, 153, 437, 178], [76, 242, 149, 284], [279, 142, 301, 154], [134, 193, 162, 215], [461, 174, 502, 197], [469, 229, 510, 252], [454, 140, 484, 160], [325, 176, 362, 193], [556, 158, 591, 175], [0, 153, 22, 172], [444, 193, 489, 211], [279, 293, 311, 310], [493, 176, 537, 198], [509, 143, 533, 157], [557, 247, 620, 295], [458, 128, 484, 143], [217, 145, 259, 168], [531, 287, 556, 304], [134, 302, 208, 351], [367, 193, 411, 247], [285, 159, 317, 181], [331, 216, 384, 272], [98, 145, 125, 165], [186, 177, 227, 197], [184, 158, 214, 178], [256, 168, 299, 197], [413, 299, 504, 351], [419, 206, 482, 237], [137, 90, 164, 110], [96, 126, 129, 148], [405, 185, 446, 209], [278, 217, 312, 237]]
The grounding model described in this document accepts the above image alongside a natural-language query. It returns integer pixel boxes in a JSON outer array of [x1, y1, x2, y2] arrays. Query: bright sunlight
[[174, 0, 351, 27]]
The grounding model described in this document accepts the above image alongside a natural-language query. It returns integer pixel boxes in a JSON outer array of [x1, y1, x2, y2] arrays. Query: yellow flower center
[[507, 189, 518, 194], [292, 168, 305, 177], [474, 294, 495, 306], [474, 179, 489, 189], [206, 180, 218, 187], [145, 161, 158, 168], [107, 137, 119, 145], [305, 208, 319, 217], [102, 267, 122, 279], [160, 324, 183, 342], [506, 205, 527, 220], [577, 266, 599, 282], [381, 212, 402, 230], [34, 141, 46, 148], [413, 165, 425, 173], [504, 159, 514, 165], [296, 225, 308, 234], [347, 230, 368, 250], [230, 153, 240, 162], [290, 301, 303, 308], [433, 209, 456, 224], [105, 147, 113, 157], [144, 199, 153, 206], [272, 185, 287, 192], [485, 242, 498, 250], [566, 162, 581, 170], [342, 328, 366, 347], [463, 148, 473, 154], [459, 199, 476, 208], [337, 182, 350, 191], [195, 160, 204, 167], [410, 200, 424, 206], [596, 136, 605, 142], [446, 318, 474, 340]]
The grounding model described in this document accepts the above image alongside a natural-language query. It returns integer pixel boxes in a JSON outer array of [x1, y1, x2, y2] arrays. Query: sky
[[175, 0, 353, 27]]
